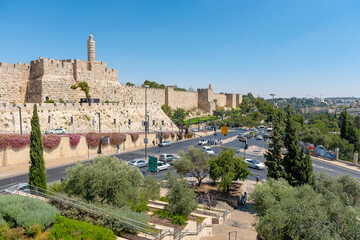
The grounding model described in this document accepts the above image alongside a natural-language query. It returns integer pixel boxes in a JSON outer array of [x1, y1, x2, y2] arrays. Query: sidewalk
[[0, 130, 215, 180]]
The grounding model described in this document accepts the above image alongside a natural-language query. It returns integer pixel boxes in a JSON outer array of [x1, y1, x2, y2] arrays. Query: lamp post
[[17, 106, 22, 135], [97, 112, 101, 154], [143, 85, 150, 160]]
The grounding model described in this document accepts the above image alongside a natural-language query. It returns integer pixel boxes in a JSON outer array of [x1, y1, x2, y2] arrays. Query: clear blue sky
[[1, 0, 360, 98]]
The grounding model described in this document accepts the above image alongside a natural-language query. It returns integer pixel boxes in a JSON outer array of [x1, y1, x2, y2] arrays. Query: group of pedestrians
[[207, 138, 223, 146]]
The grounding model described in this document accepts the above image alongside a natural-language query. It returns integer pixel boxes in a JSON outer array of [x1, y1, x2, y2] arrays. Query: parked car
[[129, 159, 148, 168], [158, 140, 172, 147], [159, 153, 180, 162], [256, 135, 263, 140], [45, 128, 66, 135], [4, 183, 30, 195], [198, 139, 208, 145], [202, 146, 215, 156], [157, 161, 170, 171], [245, 159, 265, 170]]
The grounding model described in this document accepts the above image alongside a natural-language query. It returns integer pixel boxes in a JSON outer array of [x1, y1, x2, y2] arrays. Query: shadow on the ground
[[238, 202, 256, 214]]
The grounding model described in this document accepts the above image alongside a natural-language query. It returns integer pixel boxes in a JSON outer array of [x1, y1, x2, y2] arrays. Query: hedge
[[0, 194, 59, 234], [49, 215, 116, 240]]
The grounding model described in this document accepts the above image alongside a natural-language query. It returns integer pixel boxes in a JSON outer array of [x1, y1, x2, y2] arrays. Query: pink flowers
[[68, 134, 81, 147], [163, 132, 170, 139], [0, 134, 31, 150], [42, 134, 61, 150], [110, 133, 126, 146], [129, 133, 139, 142], [86, 132, 102, 147]]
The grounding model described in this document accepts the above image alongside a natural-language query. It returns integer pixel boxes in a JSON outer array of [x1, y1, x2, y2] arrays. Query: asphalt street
[[1, 129, 360, 187]]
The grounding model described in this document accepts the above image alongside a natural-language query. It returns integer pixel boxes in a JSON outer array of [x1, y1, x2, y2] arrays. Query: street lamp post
[[144, 85, 150, 160], [97, 112, 101, 154], [17, 106, 22, 135]]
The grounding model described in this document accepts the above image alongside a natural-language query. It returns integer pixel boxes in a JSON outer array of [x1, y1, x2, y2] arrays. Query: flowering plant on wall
[[163, 132, 170, 139], [86, 132, 102, 147], [176, 132, 183, 140], [42, 134, 61, 150], [110, 133, 126, 146], [185, 133, 194, 139], [68, 134, 81, 147], [0, 134, 31, 150], [129, 133, 139, 142], [170, 133, 175, 139]]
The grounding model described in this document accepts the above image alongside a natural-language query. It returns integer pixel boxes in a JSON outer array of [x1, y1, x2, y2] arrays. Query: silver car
[[159, 154, 180, 162], [158, 140, 172, 147], [4, 183, 30, 195], [129, 159, 148, 168], [45, 128, 66, 135]]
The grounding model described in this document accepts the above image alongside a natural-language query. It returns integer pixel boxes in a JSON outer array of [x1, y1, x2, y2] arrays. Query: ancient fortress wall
[[165, 87, 198, 110], [0, 34, 242, 114], [0, 62, 30, 103], [0, 102, 177, 134], [213, 93, 227, 108]]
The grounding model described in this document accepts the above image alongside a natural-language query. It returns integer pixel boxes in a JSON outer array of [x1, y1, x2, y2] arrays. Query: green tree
[[283, 104, 313, 186], [65, 156, 143, 207], [142, 175, 160, 200], [340, 108, 348, 140], [209, 147, 251, 192], [70, 81, 91, 100], [125, 82, 135, 87], [29, 104, 47, 190], [264, 114, 284, 179], [161, 104, 172, 118], [172, 108, 186, 126], [165, 172, 197, 216], [173, 146, 210, 186]]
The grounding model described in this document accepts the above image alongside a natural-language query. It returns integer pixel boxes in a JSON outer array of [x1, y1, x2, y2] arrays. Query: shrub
[[176, 132, 183, 140], [185, 133, 194, 139], [142, 174, 160, 201], [48, 181, 67, 194], [44, 100, 55, 103], [129, 133, 139, 142], [170, 133, 175, 139], [49, 215, 116, 240], [0, 134, 31, 150], [68, 134, 81, 147], [152, 209, 188, 225], [65, 156, 144, 207], [85, 132, 101, 147], [159, 196, 169, 202], [0, 194, 58, 234], [163, 132, 170, 139], [42, 134, 61, 150], [110, 132, 126, 146]]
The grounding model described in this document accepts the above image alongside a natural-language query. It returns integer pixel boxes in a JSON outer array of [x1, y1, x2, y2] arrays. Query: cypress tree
[[264, 113, 284, 179], [340, 109, 348, 140], [29, 104, 47, 190], [282, 104, 315, 186]]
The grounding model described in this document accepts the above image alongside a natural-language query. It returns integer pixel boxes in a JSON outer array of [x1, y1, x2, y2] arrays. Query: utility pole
[[17, 106, 22, 135], [97, 112, 101, 154], [144, 85, 150, 160]]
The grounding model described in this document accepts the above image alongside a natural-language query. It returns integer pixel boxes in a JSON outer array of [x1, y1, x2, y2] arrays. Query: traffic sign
[[221, 126, 228, 135], [148, 156, 158, 172]]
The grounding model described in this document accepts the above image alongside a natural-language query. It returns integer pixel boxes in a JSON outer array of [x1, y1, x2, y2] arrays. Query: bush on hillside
[[0, 194, 59, 234], [49, 215, 116, 240], [65, 156, 144, 207]]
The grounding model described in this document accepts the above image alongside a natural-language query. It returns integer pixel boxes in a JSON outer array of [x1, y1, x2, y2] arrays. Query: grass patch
[[184, 116, 217, 125], [152, 209, 188, 225]]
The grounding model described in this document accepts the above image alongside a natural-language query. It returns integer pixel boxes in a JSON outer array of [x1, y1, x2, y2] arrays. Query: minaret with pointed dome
[[87, 34, 95, 62]]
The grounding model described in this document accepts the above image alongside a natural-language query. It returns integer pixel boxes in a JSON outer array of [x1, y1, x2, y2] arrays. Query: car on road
[[256, 135, 263, 140], [129, 159, 148, 168], [159, 153, 180, 162], [158, 140, 172, 147], [4, 183, 30, 195], [45, 128, 66, 135], [157, 161, 170, 171], [245, 159, 265, 170], [198, 139, 208, 145], [202, 146, 215, 156]]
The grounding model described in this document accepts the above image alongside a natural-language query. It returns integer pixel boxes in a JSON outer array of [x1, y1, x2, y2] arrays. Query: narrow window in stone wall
[[128, 119, 131, 125], [153, 120, 155, 126], [45, 96, 49, 101], [162, 120, 164, 126], [142, 121, 144, 126], [171, 122, 173, 127]]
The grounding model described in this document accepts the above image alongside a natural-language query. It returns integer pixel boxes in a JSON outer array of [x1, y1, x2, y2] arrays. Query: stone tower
[[87, 34, 95, 62]]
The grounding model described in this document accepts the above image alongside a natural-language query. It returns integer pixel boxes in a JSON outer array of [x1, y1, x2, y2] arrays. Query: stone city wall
[[165, 87, 198, 110], [0, 62, 30, 103], [226, 94, 237, 109], [0, 102, 177, 134], [213, 93, 227, 108]]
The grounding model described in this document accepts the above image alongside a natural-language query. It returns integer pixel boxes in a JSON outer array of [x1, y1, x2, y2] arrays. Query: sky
[[1, 0, 360, 98]]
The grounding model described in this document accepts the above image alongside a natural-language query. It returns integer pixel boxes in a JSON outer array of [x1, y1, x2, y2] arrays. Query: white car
[[45, 128, 66, 135], [198, 139, 208, 145], [202, 146, 215, 156], [158, 140, 172, 147], [245, 159, 265, 170], [4, 183, 30, 195], [129, 159, 148, 168], [159, 154, 180, 162], [256, 135, 263, 140], [157, 161, 170, 171]]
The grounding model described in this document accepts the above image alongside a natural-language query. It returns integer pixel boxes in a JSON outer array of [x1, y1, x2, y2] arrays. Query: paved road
[[1, 130, 360, 187]]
